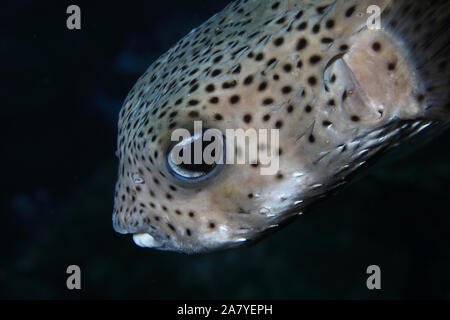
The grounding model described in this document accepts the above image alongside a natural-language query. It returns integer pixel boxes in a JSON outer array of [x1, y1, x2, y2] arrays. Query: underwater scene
[[2, 0, 450, 300]]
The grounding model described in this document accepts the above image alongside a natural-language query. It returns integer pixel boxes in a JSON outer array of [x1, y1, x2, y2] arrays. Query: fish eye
[[167, 129, 225, 182]]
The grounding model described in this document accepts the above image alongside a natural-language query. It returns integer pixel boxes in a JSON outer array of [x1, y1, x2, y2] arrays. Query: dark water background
[[2, 0, 450, 299]]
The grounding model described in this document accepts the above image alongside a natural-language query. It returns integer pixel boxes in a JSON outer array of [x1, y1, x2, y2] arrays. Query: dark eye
[[167, 129, 225, 182]]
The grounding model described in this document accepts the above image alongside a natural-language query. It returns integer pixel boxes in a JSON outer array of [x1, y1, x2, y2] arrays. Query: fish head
[[112, 77, 316, 253]]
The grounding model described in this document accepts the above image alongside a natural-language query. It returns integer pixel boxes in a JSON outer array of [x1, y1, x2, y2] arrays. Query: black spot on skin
[[372, 42, 381, 52], [283, 64, 292, 72], [330, 74, 336, 83], [213, 55, 223, 63], [305, 105, 312, 113], [388, 62, 396, 71], [297, 20, 307, 31], [317, 6, 329, 15], [209, 97, 219, 104], [309, 55, 321, 64], [282, 86, 292, 94], [169, 111, 178, 118], [326, 19, 335, 29], [287, 105, 294, 113], [244, 75, 254, 85], [351, 115, 360, 122], [295, 10, 304, 20], [255, 53, 264, 61], [276, 17, 286, 24], [211, 69, 222, 77], [308, 76, 317, 86], [206, 84, 215, 92], [230, 95, 240, 104], [267, 58, 277, 67], [322, 120, 332, 127], [188, 99, 199, 106], [263, 98, 274, 105], [321, 37, 334, 44], [296, 38, 308, 50], [189, 84, 199, 93], [188, 211, 195, 217], [312, 24, 320, 33], [258, 81, 268, 91], [214, 113, 223, 120], [345, 6, 356, 17], [263, 114, 271, 121], [272, 2, 280, 10], [209, 222, 216, 229], [243, 114, 252, 123], [308, 134, 315, 143], [186, 229, 192, 236], [275, 120, 283, 129], [188, 111, 199, 118], [340, 44, 349, 51], [248, 193, 254, 199], [222, 80, 237, 89]]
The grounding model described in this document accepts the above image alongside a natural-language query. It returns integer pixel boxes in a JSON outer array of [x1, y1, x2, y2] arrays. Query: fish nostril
[[132, 174, 144, 184]]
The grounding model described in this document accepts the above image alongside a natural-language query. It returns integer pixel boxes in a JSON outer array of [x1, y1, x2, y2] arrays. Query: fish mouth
[[132, 233, 161, 248], [113, 212, 164, 249]]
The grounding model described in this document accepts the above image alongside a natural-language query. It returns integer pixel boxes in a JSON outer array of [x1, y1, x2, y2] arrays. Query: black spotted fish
[[112, 0, 449, 253]]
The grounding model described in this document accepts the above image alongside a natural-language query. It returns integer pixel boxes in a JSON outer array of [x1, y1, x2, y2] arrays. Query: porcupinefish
[[112, 0, 449, 254]]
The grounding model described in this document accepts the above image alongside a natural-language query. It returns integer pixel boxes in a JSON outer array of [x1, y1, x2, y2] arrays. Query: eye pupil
[[177, 140, 216, 174], [167, 129, 224, 182]]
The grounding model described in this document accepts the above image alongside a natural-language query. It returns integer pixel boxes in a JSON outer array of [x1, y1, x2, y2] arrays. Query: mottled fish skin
[[113, 0, 449, 253]]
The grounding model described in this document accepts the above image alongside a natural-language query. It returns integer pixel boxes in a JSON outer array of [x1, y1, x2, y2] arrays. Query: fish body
[[113, 0, 449, 253]]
